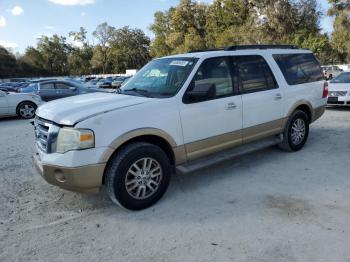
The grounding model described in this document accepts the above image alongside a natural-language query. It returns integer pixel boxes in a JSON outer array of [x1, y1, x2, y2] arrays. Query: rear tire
[[105, 142, 171, 210], [278, 110, 309, 152]]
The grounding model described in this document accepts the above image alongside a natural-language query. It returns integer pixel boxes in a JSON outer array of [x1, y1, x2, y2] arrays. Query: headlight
[[56, 128, 94, 153]]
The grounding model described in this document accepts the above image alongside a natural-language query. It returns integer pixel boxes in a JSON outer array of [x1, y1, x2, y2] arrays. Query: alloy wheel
[[19, 104, 35, 119], [290, 118, 306, 145], [125, 157, 163, 200]]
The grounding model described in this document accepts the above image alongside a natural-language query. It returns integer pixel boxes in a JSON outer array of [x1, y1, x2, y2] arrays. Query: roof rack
[[189, 44, 299, 53], [225, 44, 299, 51]]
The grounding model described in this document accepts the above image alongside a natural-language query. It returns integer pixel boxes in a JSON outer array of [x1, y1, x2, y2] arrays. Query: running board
[[176, 135, 283, 174]]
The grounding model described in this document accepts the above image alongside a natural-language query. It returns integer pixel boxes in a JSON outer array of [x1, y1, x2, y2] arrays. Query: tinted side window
[[235, 56, 277, 93], [273, 53, 323, 85], [40, 83, 54, 90], [55, 83, 71, 89], [190, 57, 233, 99]]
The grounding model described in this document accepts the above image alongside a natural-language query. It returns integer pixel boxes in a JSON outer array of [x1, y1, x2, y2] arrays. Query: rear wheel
[[105, 142, 171, 210], [17, 102, 37, 119], [278, 110, 309, 152]]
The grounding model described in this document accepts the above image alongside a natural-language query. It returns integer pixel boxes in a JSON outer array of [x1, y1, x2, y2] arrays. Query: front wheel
[[105, 142, 171, 210], [278, 110, 309, 152], [17, 102, 37, 119]]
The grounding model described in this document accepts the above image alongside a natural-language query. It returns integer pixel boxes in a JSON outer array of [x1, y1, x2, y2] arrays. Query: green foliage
[[0, 24, 151, 78], [2, 1, 350, 78], [149, 0, 338, 63], [0, 46, 17, 78], [328, 0, 350, 62]]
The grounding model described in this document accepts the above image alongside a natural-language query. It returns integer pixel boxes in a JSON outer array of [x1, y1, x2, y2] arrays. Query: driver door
[[0, 91, 9, 115], [179, 57, 243, 161]]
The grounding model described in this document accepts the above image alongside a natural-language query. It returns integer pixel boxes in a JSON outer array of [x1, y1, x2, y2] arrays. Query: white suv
[[33, 45, 327, 210]]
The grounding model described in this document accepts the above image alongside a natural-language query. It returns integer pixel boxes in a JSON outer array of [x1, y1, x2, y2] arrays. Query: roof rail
[[188, 44, 299, 53], [188, 48, 224, 53], [225, 44, 299, 51]]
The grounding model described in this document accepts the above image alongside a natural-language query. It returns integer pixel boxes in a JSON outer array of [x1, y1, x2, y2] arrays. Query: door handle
[[226, 102, 237, 110], [274, 93, 283, 100]]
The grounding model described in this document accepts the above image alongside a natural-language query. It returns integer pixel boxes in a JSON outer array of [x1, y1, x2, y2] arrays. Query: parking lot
[[0, 108, 349, 262]]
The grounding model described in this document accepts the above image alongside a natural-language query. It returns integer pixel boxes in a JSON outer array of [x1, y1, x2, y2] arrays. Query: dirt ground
[[0, 108, 350, 262]]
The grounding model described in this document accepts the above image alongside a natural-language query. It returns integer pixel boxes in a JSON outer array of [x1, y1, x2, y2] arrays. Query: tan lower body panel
[[34, 153, 105, 193], [312, 106, 326, 123], [185, 130, 242, 161], [184, 119, 284, 162], [242, 119, 284, 144]]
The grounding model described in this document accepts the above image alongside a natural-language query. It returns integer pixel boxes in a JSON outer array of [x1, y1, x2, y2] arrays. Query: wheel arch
[[16, 100, 38, 115], [286, 100, 313, 124], [101, 128, 186, 184]]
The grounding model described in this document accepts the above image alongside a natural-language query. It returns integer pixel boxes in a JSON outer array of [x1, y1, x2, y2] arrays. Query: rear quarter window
[[273, 53, 323, 85]]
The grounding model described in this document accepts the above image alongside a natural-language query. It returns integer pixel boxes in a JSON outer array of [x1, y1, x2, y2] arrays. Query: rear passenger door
[[55, 82, 78, 99], [38, 82, 56, 101], [233, 55, 284, 143]]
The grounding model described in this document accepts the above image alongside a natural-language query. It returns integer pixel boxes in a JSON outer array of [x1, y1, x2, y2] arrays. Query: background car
[[322, 65, 343, 80], [0, 82, 29, 92], [0, 89, 43, 119], [18, 79, 57, 93], [96, 77, 114, 89], [86, 78, 101, 87], [327, 72, 350, 106], [32, 79, 108, 101], [111, 76, 132, 89]]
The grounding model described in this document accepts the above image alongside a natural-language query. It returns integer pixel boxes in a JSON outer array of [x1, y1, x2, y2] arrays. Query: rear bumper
[[327, 95, 350, 106], [33, 152, 105, 193]]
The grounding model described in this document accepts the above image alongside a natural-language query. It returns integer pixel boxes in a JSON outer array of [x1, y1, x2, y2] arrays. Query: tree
[[150, 0, 207, 56], [92, 22, 115, 73], [328, 0, 350, 62], [36, 34, 70, 75], [109, 26, 151, 73], [68, 27, 93, 75], [0, 46, 17, 78], [149, 0, 333, 63]]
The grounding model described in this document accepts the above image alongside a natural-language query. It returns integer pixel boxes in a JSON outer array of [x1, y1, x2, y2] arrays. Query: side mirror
[[69, 86, 77, 91], [186, 83, 216, 102]]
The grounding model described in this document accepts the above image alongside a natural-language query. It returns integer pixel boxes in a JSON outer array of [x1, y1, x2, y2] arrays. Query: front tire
[[17, 102, 37, 119], [105, 142, 171, 210], [278, 110, 309, 152]]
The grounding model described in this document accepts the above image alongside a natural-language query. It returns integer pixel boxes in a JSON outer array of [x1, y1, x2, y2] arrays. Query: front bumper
[[33, 150, 106, 193]]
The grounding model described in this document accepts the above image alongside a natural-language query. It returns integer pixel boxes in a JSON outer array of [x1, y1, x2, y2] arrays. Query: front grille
[[329, 91, 348, 97], [34, 117, 59, 153]]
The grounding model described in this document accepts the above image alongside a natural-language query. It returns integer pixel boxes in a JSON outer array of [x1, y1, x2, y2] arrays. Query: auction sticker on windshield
[[170, 60, 189, 66]]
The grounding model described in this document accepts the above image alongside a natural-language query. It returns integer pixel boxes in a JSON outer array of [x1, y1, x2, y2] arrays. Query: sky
[[0, 0, 334, 54]]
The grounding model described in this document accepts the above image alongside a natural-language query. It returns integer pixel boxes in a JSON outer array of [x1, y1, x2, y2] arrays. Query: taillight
[[323, 82, 328, 98]]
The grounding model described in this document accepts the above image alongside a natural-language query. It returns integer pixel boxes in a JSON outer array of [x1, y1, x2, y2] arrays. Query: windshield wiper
[[122, 88, 150, 97]]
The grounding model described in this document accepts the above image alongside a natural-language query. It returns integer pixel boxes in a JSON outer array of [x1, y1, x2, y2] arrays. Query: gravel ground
[[0, 108, 350, 262]]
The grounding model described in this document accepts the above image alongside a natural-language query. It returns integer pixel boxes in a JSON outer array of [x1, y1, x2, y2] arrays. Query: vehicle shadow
[[326, 106, 350, 111], [0, 116, 26, 122]]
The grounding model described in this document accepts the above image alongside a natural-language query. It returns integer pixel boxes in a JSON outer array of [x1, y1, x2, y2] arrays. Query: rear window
[[273, 53, 323, 85]]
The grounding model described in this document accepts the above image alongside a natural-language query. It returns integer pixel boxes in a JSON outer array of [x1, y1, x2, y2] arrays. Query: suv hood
[[36, 92, 152, 126]]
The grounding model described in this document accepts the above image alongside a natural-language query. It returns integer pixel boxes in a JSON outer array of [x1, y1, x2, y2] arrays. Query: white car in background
[[0, 90, 43, 119], [327, 72, 350, 106]]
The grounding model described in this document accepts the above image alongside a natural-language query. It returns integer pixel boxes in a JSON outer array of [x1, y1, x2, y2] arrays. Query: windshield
[[26, 83, 38, 90], [331, 72, 350, 83], [121, 57, 198, 97]]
